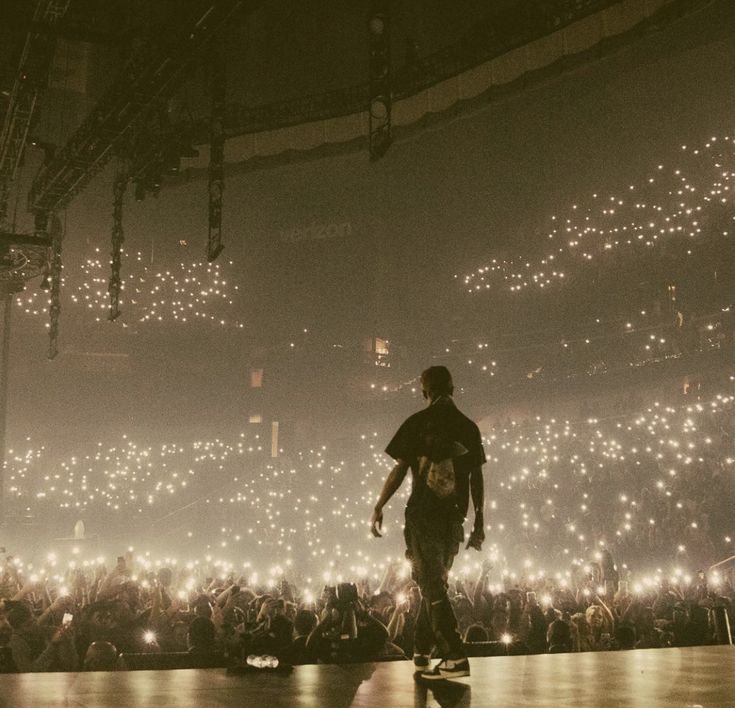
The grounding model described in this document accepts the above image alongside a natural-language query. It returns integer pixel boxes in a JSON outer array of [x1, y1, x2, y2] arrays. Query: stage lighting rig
[[27, 1, 248, 216], [368, 3, 392, 161], [45, 213, 62, 360], [125, 104, 177, 202], [207, 51, 225, 263], [0, 227, 52, 285], [0, 0, 71, 225], [108, 171, 127, 321]]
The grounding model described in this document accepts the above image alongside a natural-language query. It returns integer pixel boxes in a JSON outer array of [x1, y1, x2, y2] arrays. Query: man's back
[[371, 366, 485, 680], [386, 397, 485, 519]]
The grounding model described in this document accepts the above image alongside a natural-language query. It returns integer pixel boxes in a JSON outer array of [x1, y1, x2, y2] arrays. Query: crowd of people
[[4, 129, 734, 672], [0, 544, 732, 673], [2, 130, 734, 675], [0, 379, 735, 672], [3, 378, 735, 670], [2, 373, 733, 675], [8, 381, 735, 573]]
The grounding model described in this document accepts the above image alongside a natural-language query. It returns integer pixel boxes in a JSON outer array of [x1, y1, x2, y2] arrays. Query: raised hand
[[370, 507, 384, 538]]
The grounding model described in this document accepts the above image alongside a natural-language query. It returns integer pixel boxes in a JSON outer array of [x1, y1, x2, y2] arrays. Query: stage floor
[[1, 645, 733, 707]]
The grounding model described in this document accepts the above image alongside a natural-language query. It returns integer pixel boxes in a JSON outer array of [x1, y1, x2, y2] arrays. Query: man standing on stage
[[370, 366, 485, 679]]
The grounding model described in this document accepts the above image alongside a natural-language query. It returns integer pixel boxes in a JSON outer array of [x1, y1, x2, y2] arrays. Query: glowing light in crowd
[[6, 385, 734, 577], [16, 253, 246, 329], [459, 136, 735, 293]]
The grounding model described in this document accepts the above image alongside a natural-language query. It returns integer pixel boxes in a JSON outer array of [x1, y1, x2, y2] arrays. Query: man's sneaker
[[413, 654, 431, 672], [420, 657, 470, 680]]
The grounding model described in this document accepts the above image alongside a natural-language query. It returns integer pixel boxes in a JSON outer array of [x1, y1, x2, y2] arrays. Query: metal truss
[[206, 52, 225, 262], [368, 3, 392, 161], [210, 0, 660, 141], [46, 213, 62, 359], [0, 0, 71, 225], [27, 1, 248, 215], [108, 170, 127, 320]]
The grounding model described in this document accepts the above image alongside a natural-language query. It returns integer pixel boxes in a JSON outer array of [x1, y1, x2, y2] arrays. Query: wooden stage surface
[[1, 645, 733, 707]]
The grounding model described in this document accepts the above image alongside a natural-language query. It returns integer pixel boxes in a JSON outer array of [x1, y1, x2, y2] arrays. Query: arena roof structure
[[0, 0, 717, 216], [0, 0, 725, 352]]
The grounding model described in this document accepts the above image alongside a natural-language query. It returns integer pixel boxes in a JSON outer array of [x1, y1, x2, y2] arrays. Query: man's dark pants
[[404, 508, 465, 659]]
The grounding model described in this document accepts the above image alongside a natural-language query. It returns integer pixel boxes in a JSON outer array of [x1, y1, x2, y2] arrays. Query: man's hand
[[370, 507, 384, 538], [211, 603, 224, 629], [50, 594, 72, 612], [370, 461, 408, 538], [466, 520, 485, 551], [224, 590, 239, 611], [19, 577, 37, 595], [257, 598, 281, 624], [396, 594, 410, 612]]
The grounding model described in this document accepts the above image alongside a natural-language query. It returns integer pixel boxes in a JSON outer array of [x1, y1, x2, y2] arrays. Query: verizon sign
[[279, 221, 352, 244]]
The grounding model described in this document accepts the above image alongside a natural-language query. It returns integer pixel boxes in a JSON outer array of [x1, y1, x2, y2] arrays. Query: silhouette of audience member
[[84, 641, 119, 671]]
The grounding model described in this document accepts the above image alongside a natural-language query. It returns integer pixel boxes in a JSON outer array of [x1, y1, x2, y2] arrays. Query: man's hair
[[294, 609, 318, 637], [4, 602, 32, 629], [84, 641, 118, 671], [614, 622, 636, 649], [548, 618, 571, 644], [421, 366, 454, 397], [188, 616, 216, 649], [463, 624, 488, 643], [269, 614, 295, 644]]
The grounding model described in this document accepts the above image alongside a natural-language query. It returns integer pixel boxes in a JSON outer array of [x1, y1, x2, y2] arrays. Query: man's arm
[[471, 560, 491, 616], [305, 610, 335, 652], [370, 460, 410, 537], [465, 465, 485, 551]]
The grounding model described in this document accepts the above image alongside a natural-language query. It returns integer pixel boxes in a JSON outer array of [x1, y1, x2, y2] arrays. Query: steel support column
[[47, 213, 62, 359], [108, 171, 127, 320], [368, 3, 392, 160], [206, 51, 226, 262]]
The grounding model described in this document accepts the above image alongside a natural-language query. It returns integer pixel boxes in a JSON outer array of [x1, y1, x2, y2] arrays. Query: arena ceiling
[[0, 1, 526, 106], [2, 1, 704, 148], [0, 0, 721, 219]]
